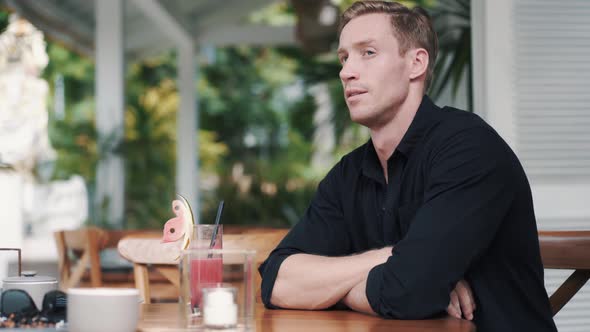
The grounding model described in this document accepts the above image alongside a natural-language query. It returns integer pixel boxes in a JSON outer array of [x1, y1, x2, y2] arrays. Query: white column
[[470, 0, 516, 148], [95, 0, 125, 226], [177, 45, 199, 218], [0, 171, 23, 283]]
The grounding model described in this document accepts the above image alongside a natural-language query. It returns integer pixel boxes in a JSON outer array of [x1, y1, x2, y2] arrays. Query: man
[[259, 1, 557, 331]]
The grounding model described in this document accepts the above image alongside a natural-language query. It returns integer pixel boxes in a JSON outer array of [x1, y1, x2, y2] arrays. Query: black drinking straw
[[209, 200, 224, 249]]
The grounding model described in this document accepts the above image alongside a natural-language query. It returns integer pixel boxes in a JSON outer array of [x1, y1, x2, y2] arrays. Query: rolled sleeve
[[259, 248, 300, 309], [258, 162, 351, 309], [367, 128, 518, 319]]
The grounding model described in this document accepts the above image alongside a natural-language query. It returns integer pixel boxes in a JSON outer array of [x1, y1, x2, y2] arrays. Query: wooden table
[[138, 303, 476, 331]]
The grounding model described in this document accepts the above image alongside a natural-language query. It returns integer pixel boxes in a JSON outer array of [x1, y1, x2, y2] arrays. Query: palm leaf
[[428, 0, 472, 111]]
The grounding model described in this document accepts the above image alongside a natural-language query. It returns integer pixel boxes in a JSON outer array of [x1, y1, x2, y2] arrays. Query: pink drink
[[190, 257, 223, 308]]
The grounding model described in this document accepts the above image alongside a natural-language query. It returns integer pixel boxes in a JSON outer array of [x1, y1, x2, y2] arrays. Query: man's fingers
[[446, 303, 461, 319], [464, 280, 476, 310], [456, 280, 475, 320], [447, 290, 461, 319]]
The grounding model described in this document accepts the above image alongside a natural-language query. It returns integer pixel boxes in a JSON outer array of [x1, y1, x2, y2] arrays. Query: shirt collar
[[361, 139, 384, 183], [361, 95, 440, 182], [396, 95, 440, 157]]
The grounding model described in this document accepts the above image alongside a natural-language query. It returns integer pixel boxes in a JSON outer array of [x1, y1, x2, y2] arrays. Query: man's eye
[[363, 50, 375, 56], [340, 56, 348, 64]]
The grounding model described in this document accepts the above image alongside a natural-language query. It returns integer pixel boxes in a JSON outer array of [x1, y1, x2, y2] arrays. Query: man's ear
[[408, 48, 429, 80]]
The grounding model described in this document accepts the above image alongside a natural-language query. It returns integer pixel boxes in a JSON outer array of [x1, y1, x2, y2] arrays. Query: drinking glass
[[180, 248, 255, 330], [191, 224, 223, 249], [183, 224, 224, 316]]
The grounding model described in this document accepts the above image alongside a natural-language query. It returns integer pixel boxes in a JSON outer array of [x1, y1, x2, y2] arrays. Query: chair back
[[224, 229, 290, 294], [54, 227, 109, 289], [224, 229, 289, 264], [538, 230, 590, 316]]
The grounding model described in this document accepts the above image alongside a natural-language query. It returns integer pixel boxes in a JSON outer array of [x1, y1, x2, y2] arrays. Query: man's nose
[[339, 62, 359, 82]]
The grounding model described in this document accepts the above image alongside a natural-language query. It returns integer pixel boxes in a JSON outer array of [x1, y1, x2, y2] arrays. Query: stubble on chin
[[349, 106, 376, 128]]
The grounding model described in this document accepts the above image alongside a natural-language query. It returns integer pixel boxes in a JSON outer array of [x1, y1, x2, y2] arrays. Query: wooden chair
[[118, 228, 289, 304], [538, 230, 590, 316], [54, 227, 160, 290], [54, 227, 109, 289]]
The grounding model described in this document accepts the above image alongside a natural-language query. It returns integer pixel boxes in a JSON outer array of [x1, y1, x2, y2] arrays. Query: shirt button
[[382, 207, 386, 211]]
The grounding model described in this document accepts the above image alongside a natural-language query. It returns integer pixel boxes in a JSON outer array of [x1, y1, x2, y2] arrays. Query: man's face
[[338, 13, 412, 128]]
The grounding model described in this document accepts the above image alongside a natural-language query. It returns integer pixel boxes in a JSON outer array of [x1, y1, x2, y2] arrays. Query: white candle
[[202, 287, 238, 329]]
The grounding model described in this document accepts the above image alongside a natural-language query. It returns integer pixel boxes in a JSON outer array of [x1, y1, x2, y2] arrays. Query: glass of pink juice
[[190, 257, 223, 308], [180, 249, 256, 328], [188, 224, 223, 313]]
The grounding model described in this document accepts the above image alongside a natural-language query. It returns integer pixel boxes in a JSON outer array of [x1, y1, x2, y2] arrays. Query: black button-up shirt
[[259, 96, 557, 332]]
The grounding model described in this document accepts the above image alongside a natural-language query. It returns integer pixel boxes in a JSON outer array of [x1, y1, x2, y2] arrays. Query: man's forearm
[[270, 247, 391, 310], [342, 278, 376, 315]]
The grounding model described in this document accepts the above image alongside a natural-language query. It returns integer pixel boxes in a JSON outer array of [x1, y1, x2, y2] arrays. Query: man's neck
[[370, 92, 423, 182]]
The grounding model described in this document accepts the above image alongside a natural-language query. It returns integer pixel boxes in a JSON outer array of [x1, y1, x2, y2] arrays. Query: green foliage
[[44, 42, 98, 185], [49, 111, 98, 181], [249, 2, 296, 26], [198, 46, 322, 226], [0, 11, 9, 31], [2, 0, 471, 230], [37, 40, 102, 225], [428, 0, 472, 109], [40, 39, 321, 229], [209, 128, 317, 227], [123, 65, 178, 229], [43, 43, 95, 107]]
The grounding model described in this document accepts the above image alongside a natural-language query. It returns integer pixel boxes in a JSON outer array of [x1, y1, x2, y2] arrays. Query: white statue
[[0, 15, 87, 279], [0, 14, 54, 174]]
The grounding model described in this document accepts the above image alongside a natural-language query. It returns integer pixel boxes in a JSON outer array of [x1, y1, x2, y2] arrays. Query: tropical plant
[[428, 0, 472, 110], [0, 0, 474, 230]]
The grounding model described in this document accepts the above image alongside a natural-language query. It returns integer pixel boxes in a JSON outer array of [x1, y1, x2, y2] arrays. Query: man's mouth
[[345, 88, 367, 99]]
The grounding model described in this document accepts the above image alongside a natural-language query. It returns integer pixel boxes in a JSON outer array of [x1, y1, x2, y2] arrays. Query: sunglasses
[[0, 289, 67, 325]]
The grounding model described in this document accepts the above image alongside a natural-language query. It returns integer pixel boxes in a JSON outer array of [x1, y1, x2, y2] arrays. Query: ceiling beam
[[125, 25, 297, 60], [4, 0, 299, 58], [198, 25, 296, 47], [128, 0, 192, 47], [124, 20, 173, 54], [156, 0, 222, 36], [193, 0, 279, 35], [4, 0, 94, 56]]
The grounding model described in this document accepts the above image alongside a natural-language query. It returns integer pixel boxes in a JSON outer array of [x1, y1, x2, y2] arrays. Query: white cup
[[67, 288, 139, 332]]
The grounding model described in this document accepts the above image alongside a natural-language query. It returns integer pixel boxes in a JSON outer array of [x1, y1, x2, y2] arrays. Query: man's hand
[[447, 279, 476, 320]]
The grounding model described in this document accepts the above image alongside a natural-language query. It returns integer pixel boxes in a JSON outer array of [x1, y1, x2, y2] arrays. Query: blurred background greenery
[[0, 0, 470, 229]]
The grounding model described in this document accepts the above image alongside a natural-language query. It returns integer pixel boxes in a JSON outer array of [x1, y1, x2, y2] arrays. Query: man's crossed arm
[[271, 246, 392, 310], [270, 247, 476, 321]]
